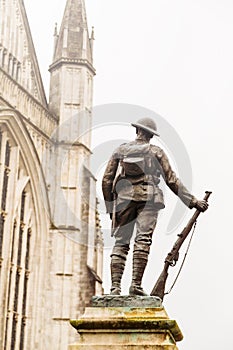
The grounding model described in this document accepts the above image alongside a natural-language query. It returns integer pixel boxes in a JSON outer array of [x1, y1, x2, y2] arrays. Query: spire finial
[[91, 26, 95, 41], [54, 22, 58, 37], [52, 23, 59, 60], [90, 26, 95, 57]]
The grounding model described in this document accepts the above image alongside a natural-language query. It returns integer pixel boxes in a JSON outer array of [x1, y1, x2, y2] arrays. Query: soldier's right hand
[[195, 200, 209, 212]]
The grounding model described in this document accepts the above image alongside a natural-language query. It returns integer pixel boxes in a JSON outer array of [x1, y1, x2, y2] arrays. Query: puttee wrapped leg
[[129, 247, 149, 296], [110, 245, 129, 295]]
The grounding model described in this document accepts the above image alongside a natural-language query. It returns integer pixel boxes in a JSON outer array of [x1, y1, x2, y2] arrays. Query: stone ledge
[[92, 295, 162, 308], [69, 345, 179, 349], [70, 318, 183, 342]]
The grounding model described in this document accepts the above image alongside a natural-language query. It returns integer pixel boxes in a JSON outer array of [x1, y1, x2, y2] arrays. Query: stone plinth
[[69, 296, 183, 349]]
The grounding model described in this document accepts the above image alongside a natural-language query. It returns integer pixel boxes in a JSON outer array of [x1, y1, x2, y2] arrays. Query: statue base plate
[[92, 294, 162, 308]]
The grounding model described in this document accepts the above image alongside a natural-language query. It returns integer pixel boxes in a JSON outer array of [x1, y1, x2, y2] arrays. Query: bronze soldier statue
[[102, 118, 208, 296]]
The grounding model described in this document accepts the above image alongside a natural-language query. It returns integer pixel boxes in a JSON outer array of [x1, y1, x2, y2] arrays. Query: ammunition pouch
[[121, 156, 145, 177]]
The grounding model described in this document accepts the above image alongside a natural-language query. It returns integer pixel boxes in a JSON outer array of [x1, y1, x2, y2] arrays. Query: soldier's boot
[[129, 252, 149, 296], [110, 255, 126, 296]]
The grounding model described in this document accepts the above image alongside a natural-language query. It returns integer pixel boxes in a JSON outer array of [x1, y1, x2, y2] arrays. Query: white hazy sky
[[24, 1, 233, 349]]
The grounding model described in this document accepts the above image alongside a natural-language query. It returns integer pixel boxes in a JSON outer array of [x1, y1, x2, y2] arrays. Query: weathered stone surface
[[69, 306, 183, 349], [0, 2, 102, 350], [69, 346, 178, 349], [92, 295, 162, 308]]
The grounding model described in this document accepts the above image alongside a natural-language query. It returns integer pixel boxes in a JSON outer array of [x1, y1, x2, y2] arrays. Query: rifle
[[150, 191, 212, 300]]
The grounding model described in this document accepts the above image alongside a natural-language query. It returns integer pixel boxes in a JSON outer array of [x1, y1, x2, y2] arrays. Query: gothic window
[[19, 227, 31, 350], [8, 54, 12, 75], [16, 63, 21, 82], [4, 220, 16, 349], [11, 191, 26, 349], [0, 131, 2, 263], [12, 58, 16, 78], [0, 127, 36, 350], [2, 49, 7, 69], [0, 139, 11, 261]]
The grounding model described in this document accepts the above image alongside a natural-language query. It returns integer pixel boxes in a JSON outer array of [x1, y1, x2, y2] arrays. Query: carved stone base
[[69, 296, 183, 349]]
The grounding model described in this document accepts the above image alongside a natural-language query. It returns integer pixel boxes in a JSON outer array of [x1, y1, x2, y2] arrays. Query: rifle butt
[[150, 269, 168, 300]]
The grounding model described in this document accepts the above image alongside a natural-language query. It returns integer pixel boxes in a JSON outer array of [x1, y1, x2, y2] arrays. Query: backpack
[[120, 143, 153, 177]]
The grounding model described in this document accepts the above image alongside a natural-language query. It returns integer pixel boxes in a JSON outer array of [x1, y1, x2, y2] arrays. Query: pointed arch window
[[16, 63, 21, 82], [0, 138, 11, 261], [19, 227, 31, 350], [2, 49, 7, 69], [11, 190, 27, 349], [0, 126, 37, 350]]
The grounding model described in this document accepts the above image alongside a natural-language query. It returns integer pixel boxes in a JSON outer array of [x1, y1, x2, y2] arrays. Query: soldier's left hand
[[195, 200, 209, 212]]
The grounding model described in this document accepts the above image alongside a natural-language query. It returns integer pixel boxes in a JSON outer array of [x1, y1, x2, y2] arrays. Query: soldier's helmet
[[131, 117, 159, 136]]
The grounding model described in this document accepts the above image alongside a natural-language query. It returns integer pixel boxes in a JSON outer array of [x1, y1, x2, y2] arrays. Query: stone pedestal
[[69, 296, 183, 350]]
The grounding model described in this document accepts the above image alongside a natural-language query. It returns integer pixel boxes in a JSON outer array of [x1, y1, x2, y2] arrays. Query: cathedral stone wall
[[0, 1, 103, 349]]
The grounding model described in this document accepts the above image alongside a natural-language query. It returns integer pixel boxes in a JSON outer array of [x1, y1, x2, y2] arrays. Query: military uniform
[[102, 120, 198, 296]]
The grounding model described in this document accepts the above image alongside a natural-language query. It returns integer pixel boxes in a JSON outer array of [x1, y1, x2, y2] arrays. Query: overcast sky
[[24, 1, 233, 349]]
